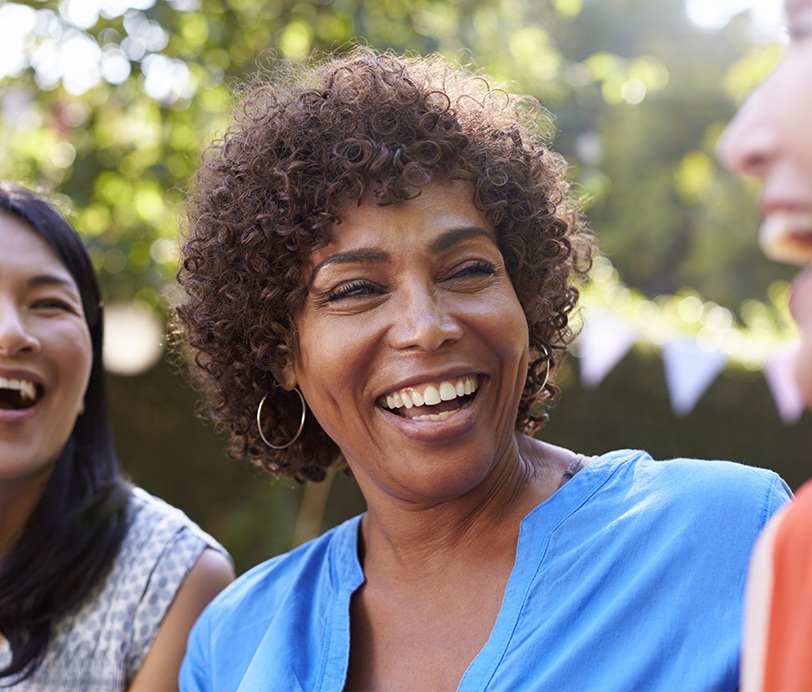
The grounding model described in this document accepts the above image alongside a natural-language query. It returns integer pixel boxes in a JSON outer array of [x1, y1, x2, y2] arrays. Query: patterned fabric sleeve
[[122, 488, 220, 680]]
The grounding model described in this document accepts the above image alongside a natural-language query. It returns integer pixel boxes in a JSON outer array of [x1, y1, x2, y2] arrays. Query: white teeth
[[412, 410, 456, 422], [760, 211, 812, 266], [423, 385, 441, 405], [380, 376, 479, 411], [386, 392, 404, 409], [439, 381, 456, 401], [0, 377, 37, 401]]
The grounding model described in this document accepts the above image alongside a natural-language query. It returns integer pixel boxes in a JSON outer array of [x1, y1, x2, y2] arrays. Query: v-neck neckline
[[327, 450, 626, 691]]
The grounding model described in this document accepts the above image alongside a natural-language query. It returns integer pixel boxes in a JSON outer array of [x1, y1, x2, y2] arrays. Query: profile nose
[[390, 285, 463, 352], [0, 302, 39, 357], [717, 86, 778, 179]]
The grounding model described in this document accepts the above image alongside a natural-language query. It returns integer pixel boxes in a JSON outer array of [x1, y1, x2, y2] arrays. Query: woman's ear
[[277, 362, 298, 391]]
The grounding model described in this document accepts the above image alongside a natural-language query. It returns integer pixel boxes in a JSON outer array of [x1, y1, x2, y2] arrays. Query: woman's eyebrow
[[308, 226, 496, 286], [309, 248, 389, 286], [28, 274, 76, 290], [429, 226, 496, 254]]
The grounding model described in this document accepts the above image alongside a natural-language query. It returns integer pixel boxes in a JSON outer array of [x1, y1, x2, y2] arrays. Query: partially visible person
[[718, 1, 812, 688], [0, 182, 234, 690], [177, 47, 791, 691]]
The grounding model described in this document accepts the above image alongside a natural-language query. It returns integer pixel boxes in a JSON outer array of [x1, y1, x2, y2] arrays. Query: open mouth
[[377, 375, 479, 421], [0, 377, 40, 411], [760, 211, 812, 266]]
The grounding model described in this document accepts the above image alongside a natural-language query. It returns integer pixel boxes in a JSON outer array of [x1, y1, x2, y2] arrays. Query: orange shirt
[[743, 480, 812, 691]]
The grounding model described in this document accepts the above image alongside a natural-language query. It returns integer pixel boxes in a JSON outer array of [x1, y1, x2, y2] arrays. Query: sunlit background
[[0, 0, 803, 572], [686, 0, 781, 35]]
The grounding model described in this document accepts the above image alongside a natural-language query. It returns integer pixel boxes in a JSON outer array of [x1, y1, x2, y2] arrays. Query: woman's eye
[[450, 260, 496, 280], [327, 280, 378, 301], [32, 298, 73, 312]]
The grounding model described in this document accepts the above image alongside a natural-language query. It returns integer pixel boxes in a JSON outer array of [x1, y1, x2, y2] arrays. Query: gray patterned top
[[0, 487, 230, 691]]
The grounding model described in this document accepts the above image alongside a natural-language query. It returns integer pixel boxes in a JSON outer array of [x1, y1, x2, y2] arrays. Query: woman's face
[[0, 211, 92, 491], [281, 179, 530, 505], [718, 0, 812, 405]]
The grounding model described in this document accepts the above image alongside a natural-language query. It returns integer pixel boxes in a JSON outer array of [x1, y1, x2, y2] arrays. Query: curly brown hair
[[177, 47, 593, 483]]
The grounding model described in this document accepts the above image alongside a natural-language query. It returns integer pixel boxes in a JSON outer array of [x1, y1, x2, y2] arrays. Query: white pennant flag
[[661, 338, 728, 416], [575, 308, 637, 388], [763, 343, 806, 424]]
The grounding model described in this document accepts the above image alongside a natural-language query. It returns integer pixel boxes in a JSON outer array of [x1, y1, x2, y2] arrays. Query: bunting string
[[573, 255, 804, 423]]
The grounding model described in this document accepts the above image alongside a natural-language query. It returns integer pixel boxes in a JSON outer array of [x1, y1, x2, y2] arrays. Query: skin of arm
[[128, 548, 235, 691]]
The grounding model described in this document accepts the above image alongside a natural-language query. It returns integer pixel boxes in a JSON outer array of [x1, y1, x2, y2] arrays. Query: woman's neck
[[356, 433, 577, 574]]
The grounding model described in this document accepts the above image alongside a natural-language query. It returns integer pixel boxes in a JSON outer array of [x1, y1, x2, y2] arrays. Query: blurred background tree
[[1, 0, 804, 573]]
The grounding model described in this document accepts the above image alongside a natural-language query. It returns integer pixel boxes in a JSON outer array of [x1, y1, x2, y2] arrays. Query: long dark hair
[[0, 182, 131, 682]]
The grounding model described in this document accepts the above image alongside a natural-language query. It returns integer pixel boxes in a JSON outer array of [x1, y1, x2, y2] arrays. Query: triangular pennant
[[574, 309, 637, 388], [661, 338, 728, 416], [763, 343, 806, 424]]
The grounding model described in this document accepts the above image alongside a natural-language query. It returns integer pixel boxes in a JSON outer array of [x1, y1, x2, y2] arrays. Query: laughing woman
[[719, 0, 812, 687], [178, 48, 791, 691], [0, 183, 234, 690]]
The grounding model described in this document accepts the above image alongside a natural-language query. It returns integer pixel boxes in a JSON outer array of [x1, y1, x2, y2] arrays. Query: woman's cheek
[[788, 270, 812, 406]]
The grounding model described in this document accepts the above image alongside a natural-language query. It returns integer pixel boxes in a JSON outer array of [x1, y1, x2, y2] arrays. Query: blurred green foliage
[[2, 0, 807, 572], [0, 0, 787, 311]]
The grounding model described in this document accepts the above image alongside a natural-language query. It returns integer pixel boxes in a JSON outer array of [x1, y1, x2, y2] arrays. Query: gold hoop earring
[[529, 344, 552, 398], [256, 387, 306, 450]]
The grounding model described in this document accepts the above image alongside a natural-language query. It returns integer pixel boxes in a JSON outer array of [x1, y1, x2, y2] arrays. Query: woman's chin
[[795, 343, 812, 410], [790, 265, 812, 327]]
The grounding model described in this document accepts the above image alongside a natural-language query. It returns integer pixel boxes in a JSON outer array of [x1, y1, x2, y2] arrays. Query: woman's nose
[[0, 304, 39, 357], [390, 286, 463, 352], [717, 86, 778, 179]]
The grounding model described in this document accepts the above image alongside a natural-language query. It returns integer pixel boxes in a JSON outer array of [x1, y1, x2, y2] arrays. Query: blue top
[[181, 449, 791, 692]]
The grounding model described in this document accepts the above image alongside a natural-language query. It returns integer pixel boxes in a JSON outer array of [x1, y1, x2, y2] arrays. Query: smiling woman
[[176, 47, 792, 691], [718, 0, 812, 687], [179, 50, 586, 482], [0, 182, 234, 690], [277, 180, 536, 504]]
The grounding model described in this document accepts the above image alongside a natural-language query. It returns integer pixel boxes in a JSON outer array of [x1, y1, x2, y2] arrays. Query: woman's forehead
[[304, 181, 492, 267], [1, 212, 71, 278]]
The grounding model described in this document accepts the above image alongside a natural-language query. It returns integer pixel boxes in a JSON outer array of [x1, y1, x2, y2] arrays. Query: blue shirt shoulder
[[181, 449, 791, 692]]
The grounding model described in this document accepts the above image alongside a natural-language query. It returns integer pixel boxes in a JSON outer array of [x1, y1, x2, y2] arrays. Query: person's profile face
[[0, 211, 93, 490], [717, 0, 812, 405], [717, 0, 812, 263]]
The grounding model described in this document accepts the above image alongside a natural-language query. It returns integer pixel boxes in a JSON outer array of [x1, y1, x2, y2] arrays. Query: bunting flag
[[660, 338, 729, 416], [763, 343, 806, 424], [573, 324, 807, 423], [573, 308, 637, 388], [572, 256, 808, 423]]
